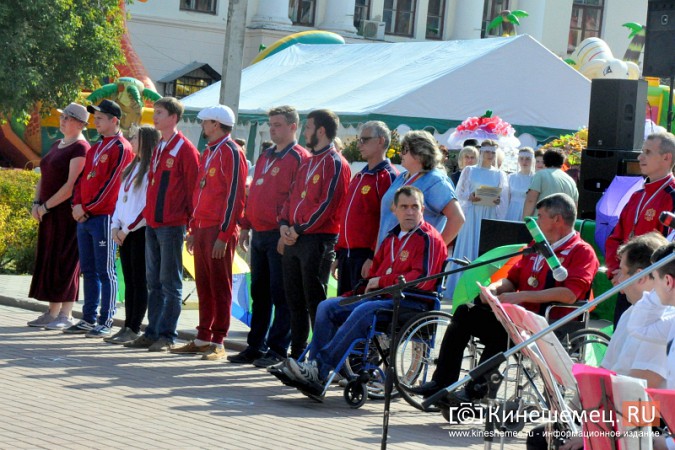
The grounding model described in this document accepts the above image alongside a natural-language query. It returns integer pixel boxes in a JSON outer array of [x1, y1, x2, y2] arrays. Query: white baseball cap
[[197, 105, 236, 126]]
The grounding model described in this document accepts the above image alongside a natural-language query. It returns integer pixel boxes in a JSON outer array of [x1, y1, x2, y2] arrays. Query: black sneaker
[[252, 352, 285, 368], [227, 349, 262, 364], [63, 320, 95, 334]]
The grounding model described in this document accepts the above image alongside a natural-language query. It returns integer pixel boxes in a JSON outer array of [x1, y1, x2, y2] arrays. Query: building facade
[[127, 0, 647, 96]]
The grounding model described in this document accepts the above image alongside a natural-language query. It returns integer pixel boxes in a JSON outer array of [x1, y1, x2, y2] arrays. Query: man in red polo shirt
[[229, 106, 310, 367], [66, 99, 132, 338], [332, 120, 398, 295], [125, 97, 199, 352], [605, 132, 675, 326], [278, 109, 351, 359], [410, 193, 599, 401], [170, 104, 247, 360]]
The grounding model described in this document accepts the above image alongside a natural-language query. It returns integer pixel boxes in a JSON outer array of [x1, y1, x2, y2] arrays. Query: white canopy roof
[[182, 35, 591, 141]]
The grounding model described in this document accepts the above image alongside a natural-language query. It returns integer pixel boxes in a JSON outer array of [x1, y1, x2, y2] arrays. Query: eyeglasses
[[59, 114, 72, 121], [358, 136, 375, 144]]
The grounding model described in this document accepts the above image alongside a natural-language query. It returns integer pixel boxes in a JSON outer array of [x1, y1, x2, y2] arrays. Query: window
[[289, 0, 315, 26], [481, 0, 509, 38], [179, 0, 217, 15], [354, 0, 371, 30], [384, 0, 417, 37], [426, 0, 445, 39], [160, 64, 221, 99], [568, 0, 604, 53]]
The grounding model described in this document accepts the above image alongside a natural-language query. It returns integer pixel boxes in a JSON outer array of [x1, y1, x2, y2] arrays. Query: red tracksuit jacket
[[240, 142, 310, 232], [190, 135, 248, 241], [144, 131, 200, 228], [279, 143, 351, 235], [72, 133, 132, 216]]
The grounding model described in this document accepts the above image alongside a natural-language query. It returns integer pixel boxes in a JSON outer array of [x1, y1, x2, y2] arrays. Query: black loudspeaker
[[587, 79, 647, 150], [478, 219, 530, 256], [644, 0, 675, 77], [578, 148, 643, 219]]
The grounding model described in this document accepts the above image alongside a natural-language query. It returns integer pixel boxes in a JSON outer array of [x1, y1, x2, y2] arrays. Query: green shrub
[[0, 168, 39, 273]]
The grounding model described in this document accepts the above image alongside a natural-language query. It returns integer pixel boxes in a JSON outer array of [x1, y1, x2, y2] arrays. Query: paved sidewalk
[[0, 274, 534, 449]]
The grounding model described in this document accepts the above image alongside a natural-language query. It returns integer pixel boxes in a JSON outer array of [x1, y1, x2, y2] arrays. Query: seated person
[[411, 193, 599, 401], [602, 232, 674, 387], [269, 186, 448, 396], [527, 233, 671, 450]]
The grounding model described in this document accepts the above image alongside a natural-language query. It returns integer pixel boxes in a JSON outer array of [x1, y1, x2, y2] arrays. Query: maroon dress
[[28, 140, 89, 302]]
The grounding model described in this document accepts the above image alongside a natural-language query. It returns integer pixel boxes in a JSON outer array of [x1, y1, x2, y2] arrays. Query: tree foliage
[[0, 0, 126, 117]]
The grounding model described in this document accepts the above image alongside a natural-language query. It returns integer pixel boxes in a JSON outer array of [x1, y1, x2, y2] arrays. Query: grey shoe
[[124, 334, 156, 349], [252, 352, 285, 368], [44, 314, 75, 330], [27, 312, 56, 328], [148, 337, 175, 352], [103, 327, 127, 343], [105, 328, 140, 345]]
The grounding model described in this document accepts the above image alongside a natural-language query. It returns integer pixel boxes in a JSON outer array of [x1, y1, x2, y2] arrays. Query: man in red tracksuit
[[66, 99, 132, 337], [270, 186, 448, 397], [278, 109, 351, 359], [125, 97, 200, 352], [171, 104, 247, 361], [229, 106, 311, 367], [605, 132, 675, 326], [332, 120, 398, 294]]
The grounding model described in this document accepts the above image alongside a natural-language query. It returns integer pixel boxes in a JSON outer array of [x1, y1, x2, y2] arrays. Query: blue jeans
[[310, 296, 427, 380], [77, 214, 117, 327], [247, 230, 291, 356], [144, 225, 185, 342]]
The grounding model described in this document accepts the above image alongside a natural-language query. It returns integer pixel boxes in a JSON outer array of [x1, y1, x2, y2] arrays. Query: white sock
[[213, 343, 224, 349], [194, 338, 210, 346]]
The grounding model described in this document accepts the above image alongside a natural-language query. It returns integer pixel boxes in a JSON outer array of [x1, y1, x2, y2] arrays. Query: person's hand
[[117, 229, 128, 246], [112, 228, 122, 246], [31, 204, 41, 222], [469, 192, 481, 203], [479, 287, 498, 304], [496, 292, 522, 305], [72, 204, 88, 222], [276, 237, 285, 255], [493, 197, 500, 205], [331, 259, 339, 280], [212, 238, 227, 259], [281, 225, 297, 246], [238, 229, 250, 252], [361, 259, 373, 279], [365, 277, 381, 292], [186, 235, 195, 255]]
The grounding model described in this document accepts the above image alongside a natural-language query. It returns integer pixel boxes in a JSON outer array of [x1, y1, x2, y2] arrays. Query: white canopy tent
[[181, 35, 591, 158]]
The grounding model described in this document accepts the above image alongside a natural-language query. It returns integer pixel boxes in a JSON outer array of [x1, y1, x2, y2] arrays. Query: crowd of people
[[24, 95, 675, 446]]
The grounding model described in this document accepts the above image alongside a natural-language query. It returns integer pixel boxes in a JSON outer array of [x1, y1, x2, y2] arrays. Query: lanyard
[[304, 146, 333, 184], [389, 223, 421, 269], [402, 172, 423, 186], [531, 231, 576, 274], [202, 136, 230, 175], [92, 133, 120, 167], [631, 176, 670, 235], [151, 132, 178, 175], [123, 164, 138, 193]]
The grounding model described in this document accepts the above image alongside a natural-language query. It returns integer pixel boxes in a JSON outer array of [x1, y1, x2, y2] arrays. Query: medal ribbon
[[304, 145, 334, 185], [631, 175, 671, 236], [201, 136, 230, 178], [151, 132, 178, 177], [91, 133, 121, 168], [531, 230, 576, 276], [388, 223, 421, 272], [122, 164, 138, 193]]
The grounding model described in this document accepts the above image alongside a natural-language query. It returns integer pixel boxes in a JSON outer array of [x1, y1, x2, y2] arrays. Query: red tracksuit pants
[[193, 226, 236, 344]]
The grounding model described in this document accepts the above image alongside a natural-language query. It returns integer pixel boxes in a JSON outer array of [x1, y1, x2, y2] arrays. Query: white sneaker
[[44, 314, 75, 330]]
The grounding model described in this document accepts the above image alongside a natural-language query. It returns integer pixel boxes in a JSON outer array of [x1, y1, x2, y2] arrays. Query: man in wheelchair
[[410, 193, 599, 403], [269, 186, 448, 397]]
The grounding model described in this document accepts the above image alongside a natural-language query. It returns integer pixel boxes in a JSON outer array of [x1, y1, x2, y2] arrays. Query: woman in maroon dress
[[27, 103, 90, 329]]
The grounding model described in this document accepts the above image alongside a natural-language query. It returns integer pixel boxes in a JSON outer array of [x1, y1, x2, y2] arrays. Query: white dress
[[505, 172, 533, 221], [444, 165, 508, 299]]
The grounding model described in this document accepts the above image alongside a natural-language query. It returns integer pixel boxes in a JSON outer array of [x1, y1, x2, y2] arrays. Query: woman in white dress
[[452, 140, 509, 263], [505, 147, 535, 221]]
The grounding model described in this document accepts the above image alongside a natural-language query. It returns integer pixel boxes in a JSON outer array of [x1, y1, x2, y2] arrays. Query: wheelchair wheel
[[344, 380, 368, 409], [392, 310, 452, 411], [564, 328, 611, 367], [342, 335, 398, 400]]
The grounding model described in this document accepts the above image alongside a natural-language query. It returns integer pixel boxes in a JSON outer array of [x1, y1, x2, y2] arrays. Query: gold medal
[[385, 268, 393, 275], [87, 170, 96, 179], [199, 178, 206, 189], [152, 178, 155, 186], [301, 190, 307, 199], [122, 195, 127, 203], [527, 276, 539, 288], [256, 178, 264, 186]]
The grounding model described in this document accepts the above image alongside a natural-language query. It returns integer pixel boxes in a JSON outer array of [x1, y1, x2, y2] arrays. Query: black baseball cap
[[87, 99, 122, 119]]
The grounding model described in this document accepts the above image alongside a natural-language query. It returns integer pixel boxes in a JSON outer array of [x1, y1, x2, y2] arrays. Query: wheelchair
[[296, 287, 448, 409]]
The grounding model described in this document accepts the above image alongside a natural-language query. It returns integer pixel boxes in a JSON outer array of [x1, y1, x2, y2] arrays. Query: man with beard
[[278, 109, 351, 359]]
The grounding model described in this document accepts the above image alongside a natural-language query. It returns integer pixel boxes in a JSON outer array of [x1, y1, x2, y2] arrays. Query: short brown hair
[[307, 109, 340, 140], [618, 232, 668, 275], [268, 105, 299, 126], [394, 185, 424, 206], [154, 97, 184, 121]]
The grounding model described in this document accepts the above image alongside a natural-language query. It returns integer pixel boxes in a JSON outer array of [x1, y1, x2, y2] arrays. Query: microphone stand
[[338, 246, 537, 450], [421, 250, 675, 415]]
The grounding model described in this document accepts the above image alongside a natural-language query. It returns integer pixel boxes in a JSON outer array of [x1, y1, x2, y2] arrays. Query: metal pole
[[219, 0, 248, 115], [422, 250, 675, 410]]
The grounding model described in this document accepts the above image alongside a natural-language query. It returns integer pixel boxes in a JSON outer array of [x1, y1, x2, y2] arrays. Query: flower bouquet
[[447, 110, 521, 149]]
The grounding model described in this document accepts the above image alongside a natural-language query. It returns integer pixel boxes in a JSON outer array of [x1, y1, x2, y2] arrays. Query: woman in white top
[[505, 147, 535, 221], [446, 140, 508, 297], [107, 125, 159, 344]]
